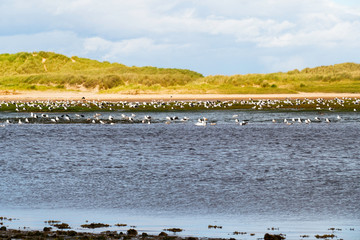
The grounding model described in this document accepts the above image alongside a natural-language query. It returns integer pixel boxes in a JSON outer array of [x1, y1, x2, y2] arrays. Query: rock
[[127, 229, 138, 236], [264, 233, 286, 240], [158, 231, 168, 237]]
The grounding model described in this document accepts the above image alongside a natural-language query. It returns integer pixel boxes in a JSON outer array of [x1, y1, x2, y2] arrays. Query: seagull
[[195, 121, 207, 126], [142, 115, 151, 124], [239, 121, 247, 126], [181, 116, 189, 122], [195, 117, 207, 126]]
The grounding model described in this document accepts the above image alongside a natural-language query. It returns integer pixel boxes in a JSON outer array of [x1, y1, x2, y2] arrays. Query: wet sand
[[1, 90, 360, 101]]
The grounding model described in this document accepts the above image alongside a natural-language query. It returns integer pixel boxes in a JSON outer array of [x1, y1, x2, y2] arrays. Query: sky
[[0, 0, 359, 76]]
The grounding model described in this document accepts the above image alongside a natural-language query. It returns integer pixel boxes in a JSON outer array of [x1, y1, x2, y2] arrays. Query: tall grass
[[1, 51, 360, 93], [0, 52, 203, 91], [201, 64, 360, 93]]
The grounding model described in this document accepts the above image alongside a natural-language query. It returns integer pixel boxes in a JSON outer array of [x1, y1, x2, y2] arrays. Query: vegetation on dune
[[0, 51, 203, 91], [0, 51, 360, 93], [202, 62, 360, 93]]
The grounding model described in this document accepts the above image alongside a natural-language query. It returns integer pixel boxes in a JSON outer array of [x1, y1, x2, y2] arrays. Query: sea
[[0, 110, 359, 240]]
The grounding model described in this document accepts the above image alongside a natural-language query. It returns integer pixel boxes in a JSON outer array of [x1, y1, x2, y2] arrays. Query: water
[[0, 110, 359, 239]]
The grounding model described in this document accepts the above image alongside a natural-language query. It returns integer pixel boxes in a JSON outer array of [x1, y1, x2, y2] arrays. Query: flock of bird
[[0, 97, 357, 127], [0, 110, 346, 128], [0, 97, 359, 112], [272, 115, 341, 125], [0, 112, 206, 126]]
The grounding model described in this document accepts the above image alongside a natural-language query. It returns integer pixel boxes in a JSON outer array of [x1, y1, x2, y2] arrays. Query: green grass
[[1, 51, 360, 94], [201, 64, 360, 93]]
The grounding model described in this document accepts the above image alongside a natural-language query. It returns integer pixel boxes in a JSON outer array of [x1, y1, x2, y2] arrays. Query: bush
[[100, 75, 124, 89], [262, 82, 270, 88]]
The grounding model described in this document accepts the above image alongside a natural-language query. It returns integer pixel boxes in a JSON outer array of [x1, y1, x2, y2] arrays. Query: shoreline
[[1, 90, 360, 101], [0, 228, 287, 240], [0, 215, 355, 240], [0, 217, 356, 240]]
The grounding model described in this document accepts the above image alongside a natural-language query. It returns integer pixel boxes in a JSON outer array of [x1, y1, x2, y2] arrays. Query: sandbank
[[1, 90, 360, 101]]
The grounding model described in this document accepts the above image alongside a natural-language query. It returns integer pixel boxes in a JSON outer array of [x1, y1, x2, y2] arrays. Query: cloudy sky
[[1, 0, 359, 75]]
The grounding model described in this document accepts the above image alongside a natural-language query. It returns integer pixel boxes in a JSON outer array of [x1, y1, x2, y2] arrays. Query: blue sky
[[0, 0, 359, 76]]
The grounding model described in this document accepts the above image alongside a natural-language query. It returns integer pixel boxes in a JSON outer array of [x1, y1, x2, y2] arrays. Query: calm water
[[0, 110, 359, 239]]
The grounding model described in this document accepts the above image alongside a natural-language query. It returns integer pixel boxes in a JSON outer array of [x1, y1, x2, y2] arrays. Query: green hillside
[[1, 51, 360, 94], [0, 51, 203, 92], [201, 62, 360, 94]]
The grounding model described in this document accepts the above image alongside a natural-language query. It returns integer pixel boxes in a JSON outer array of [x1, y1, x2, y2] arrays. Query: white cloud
[[83, 37, 177, 61], [258, 20, 360, 48], [260, 55, 306, 73], [0, 0, 359, 74], [0, 31, 83, 55]]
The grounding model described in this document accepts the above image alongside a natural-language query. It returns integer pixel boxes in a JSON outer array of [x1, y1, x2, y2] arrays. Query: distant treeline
[[1, 51, 360, 93]]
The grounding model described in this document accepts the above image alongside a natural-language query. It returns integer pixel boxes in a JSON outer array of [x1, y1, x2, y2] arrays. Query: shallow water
[[0, 110, 359, 239]]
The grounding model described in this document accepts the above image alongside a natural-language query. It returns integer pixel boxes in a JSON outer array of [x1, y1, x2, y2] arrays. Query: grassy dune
[[1, 51, 360, 94]]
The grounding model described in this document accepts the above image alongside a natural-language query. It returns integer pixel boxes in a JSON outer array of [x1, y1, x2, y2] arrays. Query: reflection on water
[[0, 110, 359, 239]]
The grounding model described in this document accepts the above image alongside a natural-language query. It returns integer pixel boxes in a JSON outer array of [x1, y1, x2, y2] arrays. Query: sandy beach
[[1, 90, 360, 101]]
